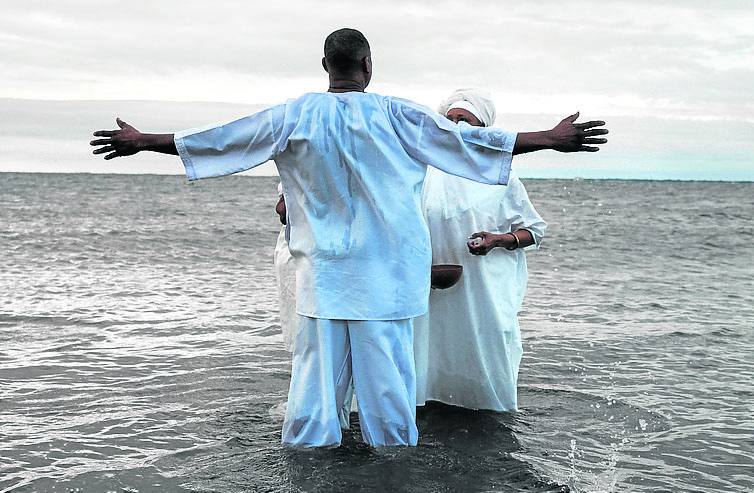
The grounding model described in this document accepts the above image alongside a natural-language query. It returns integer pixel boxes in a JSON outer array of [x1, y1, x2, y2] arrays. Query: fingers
[[583, 138, 608, 144], [92, 145, 115, 155], [580, 145, 600, 152], [574, 120, 606, 130], [467, 233, 491, 255], [468, 245, 481, 255], [583, 128, 609, 136], [92, 121, 130, 159]]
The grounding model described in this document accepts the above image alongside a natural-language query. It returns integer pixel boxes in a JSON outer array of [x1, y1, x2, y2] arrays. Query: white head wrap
[[437, 88, 497, 127]]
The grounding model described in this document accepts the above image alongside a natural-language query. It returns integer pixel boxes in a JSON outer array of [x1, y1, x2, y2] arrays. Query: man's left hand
[[549, 112, 608, 153]]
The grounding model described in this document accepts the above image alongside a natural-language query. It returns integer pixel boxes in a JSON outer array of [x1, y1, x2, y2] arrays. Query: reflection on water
[[1, 174, 753, 492]]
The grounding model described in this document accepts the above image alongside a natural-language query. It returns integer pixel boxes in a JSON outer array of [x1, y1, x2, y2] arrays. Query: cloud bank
[[2, 1, 752, 179]]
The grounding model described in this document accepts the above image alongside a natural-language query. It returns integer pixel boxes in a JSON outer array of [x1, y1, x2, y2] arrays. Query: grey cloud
[[1, 2, 752, 130]]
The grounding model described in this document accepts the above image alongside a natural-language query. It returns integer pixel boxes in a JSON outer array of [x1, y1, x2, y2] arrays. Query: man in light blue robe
[[90, 28, 608, 448]]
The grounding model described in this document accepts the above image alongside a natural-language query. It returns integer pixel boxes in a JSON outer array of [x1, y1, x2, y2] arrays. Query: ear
[[321, 57, 329, 73], [363, 55, 372, 75]]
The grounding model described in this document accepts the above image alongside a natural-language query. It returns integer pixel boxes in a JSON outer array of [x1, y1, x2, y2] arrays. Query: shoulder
[[264, 93, 330, 126], [385, 96, 433, 114], [279, 92, 321, 110], [288, 92, 326, 102], [382, 96, 444, 129]]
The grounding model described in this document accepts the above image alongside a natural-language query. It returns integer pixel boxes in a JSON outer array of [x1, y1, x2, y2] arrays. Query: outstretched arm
[[90, 118, 177, 160], [513, 112, 608, 155]]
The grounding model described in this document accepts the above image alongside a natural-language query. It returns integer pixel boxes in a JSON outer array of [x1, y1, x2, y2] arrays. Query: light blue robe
[[175, 92, 515, 321]]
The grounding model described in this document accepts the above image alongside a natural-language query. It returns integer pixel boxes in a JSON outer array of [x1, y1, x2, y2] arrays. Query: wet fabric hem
[[174, 134, 197, 182], [294, 309, 428, 322]]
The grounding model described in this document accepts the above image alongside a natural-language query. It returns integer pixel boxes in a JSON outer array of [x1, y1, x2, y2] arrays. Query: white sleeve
[[174, 104, 287, 181], [388, 98, 516, 185], [498, 175, 547, 250]]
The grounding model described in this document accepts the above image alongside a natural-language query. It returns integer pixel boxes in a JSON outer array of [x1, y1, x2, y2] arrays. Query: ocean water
[[1, 173, 752, 492]]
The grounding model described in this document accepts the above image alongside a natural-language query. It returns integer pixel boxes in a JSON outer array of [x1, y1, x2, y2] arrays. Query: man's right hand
[[90, 118, 144, 160], [90, 119, 177, 159]]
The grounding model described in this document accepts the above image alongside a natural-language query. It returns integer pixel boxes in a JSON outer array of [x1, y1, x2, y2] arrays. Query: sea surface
[[1, 173, 752, 492]]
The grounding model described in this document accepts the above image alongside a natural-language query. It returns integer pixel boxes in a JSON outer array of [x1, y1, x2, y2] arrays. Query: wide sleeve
[[499, 175, 547, 250], [174, 104, 287, 181], [388, 98, 516, 185]]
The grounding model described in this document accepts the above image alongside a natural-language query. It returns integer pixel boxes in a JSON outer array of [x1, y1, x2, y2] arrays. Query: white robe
[[414, 167, 546, 411], [273, 182, 299, 352], [274, 226, 297, 352]]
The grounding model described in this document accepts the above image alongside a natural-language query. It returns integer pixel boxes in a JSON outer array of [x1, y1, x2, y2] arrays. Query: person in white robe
[[90, 29, 608, 448], [414, 89, 548, 412], [273, 183, 298, 352]]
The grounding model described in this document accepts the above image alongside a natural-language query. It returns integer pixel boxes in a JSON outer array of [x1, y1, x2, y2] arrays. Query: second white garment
[[274, 226, 298, 352], [414, 167, 547, 411]]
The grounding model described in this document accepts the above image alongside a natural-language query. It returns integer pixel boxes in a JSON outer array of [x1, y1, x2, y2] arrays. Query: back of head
[[324, 28, 371, 74]]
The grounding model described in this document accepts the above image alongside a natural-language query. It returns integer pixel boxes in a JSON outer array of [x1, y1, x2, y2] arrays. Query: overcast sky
[[2, 1, 752, 180]]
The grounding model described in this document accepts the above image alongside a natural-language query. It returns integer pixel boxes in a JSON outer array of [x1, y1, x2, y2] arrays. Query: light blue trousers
[[281, 317, 418, 448]]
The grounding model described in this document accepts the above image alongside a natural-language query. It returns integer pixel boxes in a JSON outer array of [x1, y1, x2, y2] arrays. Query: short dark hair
[[324, 28, 370, 74]]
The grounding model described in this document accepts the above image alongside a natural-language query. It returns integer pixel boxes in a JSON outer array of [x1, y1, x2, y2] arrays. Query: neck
[[327, 76, 366, 93]]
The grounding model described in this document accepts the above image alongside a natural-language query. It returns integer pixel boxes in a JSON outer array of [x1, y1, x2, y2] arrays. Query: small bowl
[[431, 264, 463, 289]]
